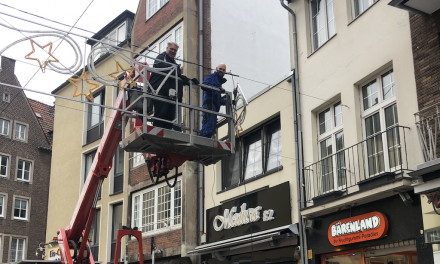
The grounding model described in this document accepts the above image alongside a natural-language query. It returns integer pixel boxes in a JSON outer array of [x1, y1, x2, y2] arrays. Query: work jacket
[[202, 71, 226, 110], [149, 52, 183, 102]]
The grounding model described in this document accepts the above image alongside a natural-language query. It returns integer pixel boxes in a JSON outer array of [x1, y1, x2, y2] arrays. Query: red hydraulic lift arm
[[57, 88, 128, 264]]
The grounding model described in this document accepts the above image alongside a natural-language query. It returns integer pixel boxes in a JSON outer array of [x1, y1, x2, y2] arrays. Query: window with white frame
[[10, 238, 25, 263], [14, 123, 26, 141], [132, 152, 144, 168], [0, 118, 9, 136], [310, 0, 336, 52], [93, 23, 127, 60], [3, 93, 10, 103], [132, 180, 181, 233], [353, 0, 378, 18], [0, 155, 8, 177], [0, 195, 5, 217], [146, 0, 169, 20], [139, 22, 184, 67], [13, 198, 28, 220], [318, 102, 345, 193], [16, 160, 31, 182], [361, 69, 400, 177]]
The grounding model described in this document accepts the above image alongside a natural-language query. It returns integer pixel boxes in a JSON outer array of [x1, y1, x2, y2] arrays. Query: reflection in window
[[362, 81, 378, 110], [244, 137, 263, 180]]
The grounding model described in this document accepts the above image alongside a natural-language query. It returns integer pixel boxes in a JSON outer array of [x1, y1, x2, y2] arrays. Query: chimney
[[1, 56, 16, 75]]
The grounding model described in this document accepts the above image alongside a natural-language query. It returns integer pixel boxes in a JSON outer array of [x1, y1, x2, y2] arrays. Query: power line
[[0, 6, 347, 108]]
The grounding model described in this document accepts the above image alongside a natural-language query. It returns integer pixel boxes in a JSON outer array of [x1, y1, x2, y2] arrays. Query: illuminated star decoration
[[68, 71, 100, 101], [108, 61, 136, 91], [24, 40, 59, 73]]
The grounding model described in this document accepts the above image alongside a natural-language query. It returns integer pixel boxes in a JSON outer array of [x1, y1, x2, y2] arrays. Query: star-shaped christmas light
[[108, 61, 136, 91], [24, 40, 59, 73], [68, 71, 100, 101]]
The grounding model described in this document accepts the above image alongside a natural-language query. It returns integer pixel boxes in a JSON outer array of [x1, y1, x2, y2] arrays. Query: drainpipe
[[279, 1, 308, 264], [198, 0, 204, 263]]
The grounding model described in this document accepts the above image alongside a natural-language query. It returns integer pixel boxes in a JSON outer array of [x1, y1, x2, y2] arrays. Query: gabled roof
[[86, 10, 135, 46], [28, 99, 55, 145]]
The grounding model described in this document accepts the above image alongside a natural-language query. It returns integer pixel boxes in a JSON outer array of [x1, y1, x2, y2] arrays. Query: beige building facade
[[283, 0, 433, 263], [45, 10, 135, 264]]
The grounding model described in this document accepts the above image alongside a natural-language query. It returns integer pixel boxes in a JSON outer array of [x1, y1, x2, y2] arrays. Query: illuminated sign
[[328, 212, 388, 246], [213, 203, 275, 231]]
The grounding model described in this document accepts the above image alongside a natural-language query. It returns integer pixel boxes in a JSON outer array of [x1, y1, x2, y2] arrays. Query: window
[[84, 151, 100, 199], [361, 70, 400, 176], [86, 90, 105, 144], [10, 238, 25, 263], [132, 180, 182, 233], [0, 118, 10, 136], [0, 195, 5, 217], [146, 0, 169, 19], [92, 23, 127, 60], [353, 0, 378, 18], [16, 160, 31, 182], [88, 209, 100, 261], [1, 155, 8, 178], [13, 198, 28, 220], [113, 142, 124, 194], [110, 203, 122, 262], [310, 0, 336, 51], [139, 22, 184, 66], [317, 102, 345, 192], [14, 123, 26, 141], [132, 153, 144, 168], [3, 93, 10, 103], [222, 118, 282, 189]]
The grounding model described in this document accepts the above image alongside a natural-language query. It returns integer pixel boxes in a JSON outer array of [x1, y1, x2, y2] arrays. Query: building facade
[[387, 1, 440, 263], [45, 10, 135, 264], [0, 56, 53, 263], [283, 0, 434, 263], [125, 1, 292, 264]]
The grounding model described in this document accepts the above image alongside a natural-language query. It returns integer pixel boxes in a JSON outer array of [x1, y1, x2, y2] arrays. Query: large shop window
[[10, 238, 25, 263], [361, 70, 400, 177], [317, 102, 345, 193], [138, 22, 183, 67], [310, 0, 336, 51], [222, 118, 282, 190], [88, 208, 100, 260], [131, 180, 182, 233], [86, 89, 105, 144]]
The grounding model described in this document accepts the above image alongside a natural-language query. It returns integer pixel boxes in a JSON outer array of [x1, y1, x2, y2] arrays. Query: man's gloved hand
[[219, 87, 226, 93], [191, 78, 200, 85], [180, 75, 190, 85]]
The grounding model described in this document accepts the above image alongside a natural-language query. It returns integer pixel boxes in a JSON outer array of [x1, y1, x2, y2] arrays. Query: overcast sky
[[0, 0, 139, 105]]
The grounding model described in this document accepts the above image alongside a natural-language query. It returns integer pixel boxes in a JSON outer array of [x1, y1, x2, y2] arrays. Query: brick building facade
[[0, 56, 53, 263]]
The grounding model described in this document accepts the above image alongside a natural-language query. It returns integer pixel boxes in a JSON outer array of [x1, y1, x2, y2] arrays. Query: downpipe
[[279, 1, 308, 264]]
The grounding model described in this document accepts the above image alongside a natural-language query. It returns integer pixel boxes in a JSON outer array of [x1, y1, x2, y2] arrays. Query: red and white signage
[[328, 211, 388, 246]]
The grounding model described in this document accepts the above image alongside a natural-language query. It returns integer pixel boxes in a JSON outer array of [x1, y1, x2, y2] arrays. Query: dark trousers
[[152, 100, 175, 129], [199, 101, 218, 138]]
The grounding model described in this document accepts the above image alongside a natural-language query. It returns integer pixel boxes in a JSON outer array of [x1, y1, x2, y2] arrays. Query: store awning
[[187, 224, 298, 257]]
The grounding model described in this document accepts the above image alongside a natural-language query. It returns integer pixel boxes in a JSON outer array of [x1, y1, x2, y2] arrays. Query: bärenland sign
[[327, 212, 388, 246]]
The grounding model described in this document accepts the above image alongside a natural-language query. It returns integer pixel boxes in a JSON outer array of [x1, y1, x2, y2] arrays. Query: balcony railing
[[303, 126, 411, 203], [415, 103, 440, 162]]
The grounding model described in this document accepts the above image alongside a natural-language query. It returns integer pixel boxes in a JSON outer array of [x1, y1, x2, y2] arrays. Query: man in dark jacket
[[149, 42, 193, 129], [199, 63, 227, 138]]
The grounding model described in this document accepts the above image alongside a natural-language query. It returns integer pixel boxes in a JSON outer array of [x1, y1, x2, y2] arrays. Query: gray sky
[[0, 0, 139, 105]]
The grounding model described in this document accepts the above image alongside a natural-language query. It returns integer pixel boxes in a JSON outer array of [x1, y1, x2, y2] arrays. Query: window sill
[[217, 166, 284, 194], [130, 224, 181, 240], [347, 0, 381, 27], [145, 2, 169, 23], [110, 190, 124, 196], [307, 34, 337, 59], [13, 218, 29, 222], [16, 179, 31, 184], [82, 138, 102, 148]]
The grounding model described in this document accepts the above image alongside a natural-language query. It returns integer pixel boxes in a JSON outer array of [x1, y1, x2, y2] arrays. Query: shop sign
[[328, 211, 388, 246], [49, 248, 61, 261], [206, 182, 291, 243]]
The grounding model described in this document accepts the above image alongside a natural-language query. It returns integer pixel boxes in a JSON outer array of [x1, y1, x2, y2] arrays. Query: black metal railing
[[303, 125, 411, 203]]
